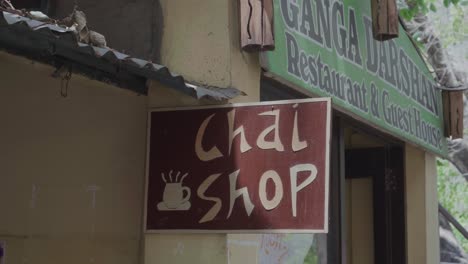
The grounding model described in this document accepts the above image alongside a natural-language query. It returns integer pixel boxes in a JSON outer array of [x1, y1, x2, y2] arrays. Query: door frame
[[261, 76, 407, 264]]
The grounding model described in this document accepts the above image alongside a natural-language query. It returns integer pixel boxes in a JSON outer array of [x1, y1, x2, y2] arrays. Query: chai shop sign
[[263, 0, 447, 156], [145, 99, 331, 233]]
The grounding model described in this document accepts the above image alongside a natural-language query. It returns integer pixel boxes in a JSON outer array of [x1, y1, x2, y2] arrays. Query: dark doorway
[[345, 131, 406, 264], [260, 76, 407, 264]]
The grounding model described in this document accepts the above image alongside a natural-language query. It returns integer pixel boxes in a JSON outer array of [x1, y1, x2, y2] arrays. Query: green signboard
[[264, 0, 447, 156]]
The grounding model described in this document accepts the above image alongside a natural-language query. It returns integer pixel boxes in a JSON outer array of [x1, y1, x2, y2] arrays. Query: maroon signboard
[[145, 98, 331, 233]]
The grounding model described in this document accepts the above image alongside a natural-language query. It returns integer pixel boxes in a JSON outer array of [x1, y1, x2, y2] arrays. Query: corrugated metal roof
[[0, 10, 245, 100]]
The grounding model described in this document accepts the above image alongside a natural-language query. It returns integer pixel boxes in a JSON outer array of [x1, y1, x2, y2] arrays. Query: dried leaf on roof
[[0, 7, 245, 101], [57, 5, 107, 48]]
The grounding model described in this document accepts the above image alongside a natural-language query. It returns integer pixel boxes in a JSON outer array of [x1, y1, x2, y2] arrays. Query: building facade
[[0, 0, 442, 263]]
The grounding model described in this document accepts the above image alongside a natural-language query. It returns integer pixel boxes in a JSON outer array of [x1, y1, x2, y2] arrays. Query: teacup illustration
[[157, 170, 191, 211]]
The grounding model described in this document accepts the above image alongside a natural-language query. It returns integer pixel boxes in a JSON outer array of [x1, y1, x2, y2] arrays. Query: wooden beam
[[371, 0, 399, 41], [439, 204, 468, 240], [239, 0, 274, 52], [443, 90, 464, 139]]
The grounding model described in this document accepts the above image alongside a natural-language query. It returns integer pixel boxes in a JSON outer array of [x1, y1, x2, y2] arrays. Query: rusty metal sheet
[[0, 11, 244, 100]]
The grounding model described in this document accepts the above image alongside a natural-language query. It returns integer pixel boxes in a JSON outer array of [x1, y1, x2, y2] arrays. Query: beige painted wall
[[0, 3, 262, 264], [0, 44, 260, 264], [406, 145, 440, 264], [345, 178, 374, 264], [0, 52, 147, 264], [346, 130, 440, 264], [143, 83, 229, 264], [158, 0, 261, 103], [143, 84, 262, 264], [144, 0, 261, 263], [344, 128, 379, 264]]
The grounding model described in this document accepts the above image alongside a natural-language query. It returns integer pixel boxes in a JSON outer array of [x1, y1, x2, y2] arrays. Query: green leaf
[[421, 4, 429, 13], [400, 8, 413, 20], [409, 7, 419, 17], [437, 158, 468, 253], [430, 3, 437, 11], [444, 0, 451, 7]]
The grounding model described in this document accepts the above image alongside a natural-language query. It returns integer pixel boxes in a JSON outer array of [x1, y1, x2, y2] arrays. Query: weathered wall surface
[[157, 0, 260, 101], [0, 52, 147, 264], [51, 0, 260, 101], [2, 1, 261, 263], [143, 83, 229, 264], [143, 0, 261, 263]]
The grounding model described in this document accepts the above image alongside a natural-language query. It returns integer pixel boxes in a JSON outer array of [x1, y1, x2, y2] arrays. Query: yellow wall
[[0, 51, 443, 264], [158, 0, 260, 103], [0, 0, 443, 259], [0, 45, 260, 264], [406, 145, 440, 264], [345, 130, 441, 264], [345, 178, 374, 264], [0, 2, 261, 264], [344, 128, 381, 264], [143, 82, 229, 264], [0, 52, 147, 263], [143, 0, 261, 263]]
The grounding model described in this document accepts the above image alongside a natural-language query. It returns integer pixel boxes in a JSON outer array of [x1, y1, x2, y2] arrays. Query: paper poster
[[258, 234, 317, 264]]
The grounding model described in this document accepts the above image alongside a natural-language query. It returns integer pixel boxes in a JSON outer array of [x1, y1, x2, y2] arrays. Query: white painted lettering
[[291, 104, 308, 151], [259, 170, 284, 210], [195, 114, 223, 161], [256, 109, 285, 151], [227, 170, 255, 218], [290, 164, 317, 217], [228, 109, 252, 155], [197, 173, 222, 223]]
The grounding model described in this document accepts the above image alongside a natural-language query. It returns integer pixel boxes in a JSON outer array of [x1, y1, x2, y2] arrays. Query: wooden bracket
[[239, 0, 274, 52], [443, 90, 464, 139], [371, 0, 399, 41]]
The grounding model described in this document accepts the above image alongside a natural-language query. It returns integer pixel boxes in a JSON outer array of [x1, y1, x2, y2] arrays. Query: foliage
[[399, 0, 465, 19], [303, 246, 318, 264], [427, 4, 468, 50], [437, 158, 468, 252]]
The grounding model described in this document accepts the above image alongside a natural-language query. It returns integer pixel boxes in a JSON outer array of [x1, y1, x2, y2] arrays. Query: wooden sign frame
[[144, 98, 331, 234]]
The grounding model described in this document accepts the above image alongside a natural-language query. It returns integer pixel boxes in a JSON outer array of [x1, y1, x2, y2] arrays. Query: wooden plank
[[239, 0, 274, 52], [439, 204, 468, 240], [328, 116, 345, 263], [443, 90, 464, 139], [450, 91, 464, 139], [372, 146, 406, 264], [371, 0, 399, 40]]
